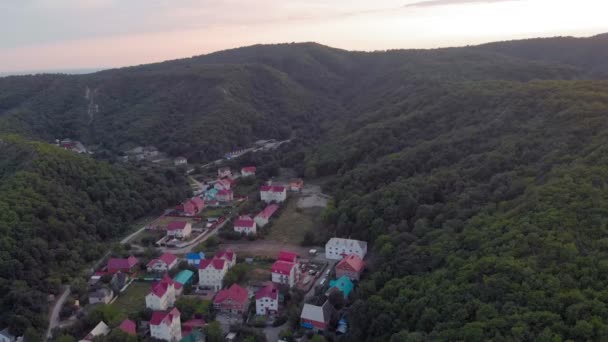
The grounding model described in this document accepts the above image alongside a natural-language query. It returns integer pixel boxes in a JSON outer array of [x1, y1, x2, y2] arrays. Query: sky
[[1, 0, 608, 73]]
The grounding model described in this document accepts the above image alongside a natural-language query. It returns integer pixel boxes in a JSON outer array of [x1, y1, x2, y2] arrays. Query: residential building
[[300, 301, 333, 332], [214, 178, 234, 191], [326, 276, 354, 298], [146, 276, 178, 311], [181, 319, 206, 337], [241, 166, 256, 177], [174, 157, 188, 166], [118, 319, 137, 335], [80, 321, 110, 342], [173, 270, 195, 286], [88, 287, 114, 304], [198, 259, 228, 291], [107, 256, 139, 274], [233, 216, 256, 235], [190, 197, 205, 213], [186, 252, 205, 266], [175, 201, 196, 216], [214, 249, 236, 268], [216, 189, 234, 202], [147, 253, 179, 273], [289, 178, 304, 192], [254, 204, 279, 227], [150, 308, 182, 342], [335, 254, 365, 281], [260, 185, 287, 203], [213, 284, 249, 314], [167, 221, 192, 239], [271, 251, 299, 287], [325, 238, 368, 260], [218, 167, 232, 178], [255, 283, 279, 315]]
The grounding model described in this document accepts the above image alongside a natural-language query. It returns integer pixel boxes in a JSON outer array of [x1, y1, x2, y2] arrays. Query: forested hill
[[0, 135, 189, 338], [1, 35, 607, 163]]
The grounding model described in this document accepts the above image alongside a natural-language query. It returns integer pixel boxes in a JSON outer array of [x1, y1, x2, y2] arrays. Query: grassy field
[[111, 282, 150, 316], [266, 197, 320, 244]]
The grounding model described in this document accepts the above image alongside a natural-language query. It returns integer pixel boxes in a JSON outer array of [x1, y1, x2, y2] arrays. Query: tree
[[203, 321, 224, 342]]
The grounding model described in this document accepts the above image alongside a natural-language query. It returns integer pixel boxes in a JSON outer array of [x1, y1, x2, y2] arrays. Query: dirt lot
[[218, 240, 310, 258], [266, 198, 320, 244], [297, 184, 330, 209]]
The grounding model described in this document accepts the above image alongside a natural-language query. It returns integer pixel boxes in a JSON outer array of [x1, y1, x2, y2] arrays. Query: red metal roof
[[255, 283, 278, 300], [336, 254, 365, 273], [256, 204, 279, 219], [199, 258, 226, 270], [107, 256, 138, 271], [167, 221, 188, 231], [150, 308, 181, 326], [214, 284, 248, 305], [278, 251, 298, 263], [119, 319, 136, 335], [190, 197, 205, 211], [260, 185, 286, 192], [214, 249, 235, 262], [176, 201, 196, 215], [271, 260, 296, 275], [217, 189, 233, 196], [234, 216, 255, 228], [241, 166, 256, 173]]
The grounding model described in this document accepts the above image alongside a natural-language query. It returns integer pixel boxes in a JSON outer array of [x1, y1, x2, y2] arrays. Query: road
[[120, 225, 147, 244], [46, 286, 71, 340]]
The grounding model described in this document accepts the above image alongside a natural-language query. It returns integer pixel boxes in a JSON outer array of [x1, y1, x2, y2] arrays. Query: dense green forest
[[2, 33, 608, 340], [0, 135, 189, 337]]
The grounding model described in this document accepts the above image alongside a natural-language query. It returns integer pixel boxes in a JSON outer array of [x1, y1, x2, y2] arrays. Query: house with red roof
[[289, 178, 304, 192], [190, 197, 205, 213], [214, 249, 236, 268], [167, 221, 192, 239], [145, 275, 183, 310], [147, 253, 179, 273], [198, 259, 228, 291], [214, 178, 234, 191], [218, 167, 232, 179], [118, 319, 136, 335], [107, 256, 139, 274], [241, 166, 256, 177], [216, 189, 234, 202], [260, 184, 287, 203], [336, 254, 365, 281], [150, 308, 182, 341], [255, 283, 279, 315], [175, 201, 196, 216], [254, 204, 279, 227], [198, 249, 236, 291], [234, 215, 256, 235], [271, 250, 299, 288], [213, 284, 249, 314]]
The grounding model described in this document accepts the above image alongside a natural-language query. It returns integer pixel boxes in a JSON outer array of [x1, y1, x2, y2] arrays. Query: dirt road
[[46, 286, 71, 340]]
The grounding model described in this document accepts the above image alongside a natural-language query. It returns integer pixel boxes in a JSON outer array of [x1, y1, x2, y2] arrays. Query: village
[[43, 145, 368, 342]]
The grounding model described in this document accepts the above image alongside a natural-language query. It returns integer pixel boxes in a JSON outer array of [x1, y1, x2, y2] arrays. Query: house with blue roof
[[186, 252, 205, 266], [173, 270, 195, 286], [326, 276, 354, 298]]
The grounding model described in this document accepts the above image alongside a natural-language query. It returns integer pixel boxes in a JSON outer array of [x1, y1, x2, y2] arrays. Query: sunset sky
[[1, 0, 608, 73]]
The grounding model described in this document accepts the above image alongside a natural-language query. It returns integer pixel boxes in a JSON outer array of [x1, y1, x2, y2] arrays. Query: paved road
[[46, 286, 71, 340]]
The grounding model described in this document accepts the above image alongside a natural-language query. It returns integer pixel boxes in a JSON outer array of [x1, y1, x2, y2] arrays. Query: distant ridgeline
[[0, 135, 189, 337], [1, 33, 608, 339]]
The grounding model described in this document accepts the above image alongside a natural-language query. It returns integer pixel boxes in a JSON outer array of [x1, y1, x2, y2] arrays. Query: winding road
[[46, 286, 71, 340]]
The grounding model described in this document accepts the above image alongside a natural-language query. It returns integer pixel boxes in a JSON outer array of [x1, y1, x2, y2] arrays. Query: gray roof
[[326, 237, 368, 250], [301, 301, 332, 323]]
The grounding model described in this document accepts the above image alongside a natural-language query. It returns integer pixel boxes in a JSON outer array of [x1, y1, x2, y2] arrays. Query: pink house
[[176, 201, 196, 216], [216, 189, 234, 202], [118, 319, 136, 335], [335, 254, 365, 281]]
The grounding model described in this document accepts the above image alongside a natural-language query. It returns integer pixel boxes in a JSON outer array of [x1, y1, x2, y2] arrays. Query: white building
[[146, 253, 178, 273], [79, 321, 110, 342], [255, 283, 279, 315], [150, 308, 182, 342], [254, 204, 279, 227], [260, 185, 287, 203], [198, 259, 228, 291], [145, 280, 177, 311], [234, 216, 257, 235], [167, 221, 192, 239], [174, 157, 187, 166], [271, 251, 299, 288], [325, 238, 368, 260]]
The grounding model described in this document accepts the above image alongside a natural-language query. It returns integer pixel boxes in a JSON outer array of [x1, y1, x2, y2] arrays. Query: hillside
[[0, 135, 189, 337], [2, 34, 608, 340]]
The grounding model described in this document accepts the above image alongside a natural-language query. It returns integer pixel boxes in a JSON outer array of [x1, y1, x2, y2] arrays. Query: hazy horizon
[[2, 0, 608, 73]]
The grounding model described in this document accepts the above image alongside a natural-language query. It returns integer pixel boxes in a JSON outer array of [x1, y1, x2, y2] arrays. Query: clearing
[[219, 240, 309, 258], [266, 197, 321, 244], [111, 282, 150, 316]]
